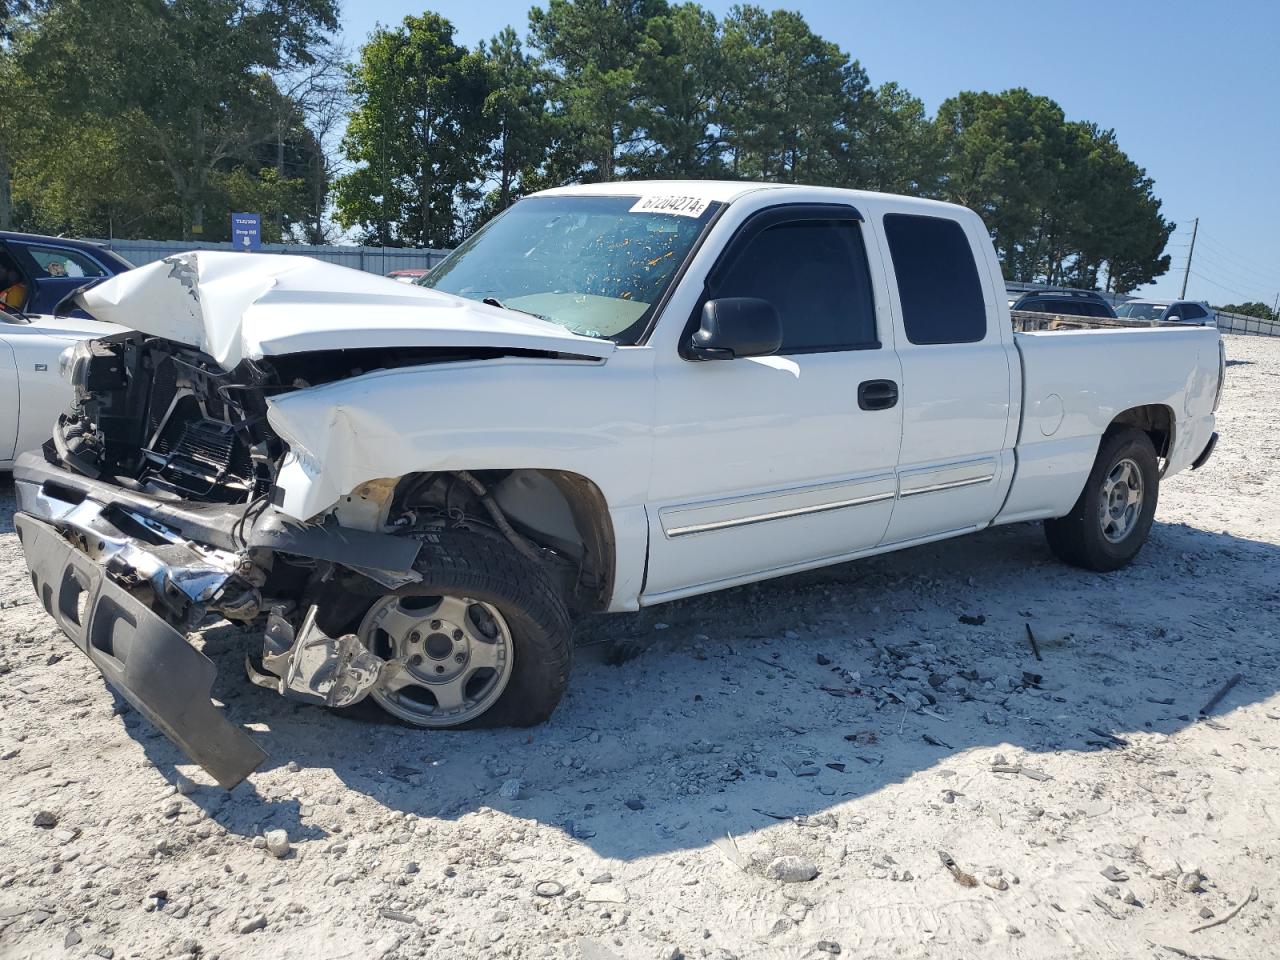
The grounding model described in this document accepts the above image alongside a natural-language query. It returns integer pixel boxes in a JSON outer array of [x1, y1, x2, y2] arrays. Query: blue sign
[[231, 212, 261, 252]]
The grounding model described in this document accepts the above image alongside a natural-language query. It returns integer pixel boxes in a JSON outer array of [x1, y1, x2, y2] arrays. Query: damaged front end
[[15, 332, 434, 787], [15, 251, 613, 787]]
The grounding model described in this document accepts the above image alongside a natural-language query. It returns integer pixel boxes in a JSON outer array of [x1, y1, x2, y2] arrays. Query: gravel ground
[[1, 334, 1277, 960]]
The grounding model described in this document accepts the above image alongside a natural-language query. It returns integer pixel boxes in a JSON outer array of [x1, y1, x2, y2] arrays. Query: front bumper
[[13, 450, 425, 788], [14, 511, 267, 787]]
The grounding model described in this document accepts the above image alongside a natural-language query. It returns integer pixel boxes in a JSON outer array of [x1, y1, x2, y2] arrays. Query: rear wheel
[[354, 530, 572, 728], [1044, 427, 1160, 572]]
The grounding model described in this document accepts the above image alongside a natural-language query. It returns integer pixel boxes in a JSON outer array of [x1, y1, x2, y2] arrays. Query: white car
[[11, 182, 1223, 787], [1115, 298, 1216, 326], [1, 308, 125, 470]]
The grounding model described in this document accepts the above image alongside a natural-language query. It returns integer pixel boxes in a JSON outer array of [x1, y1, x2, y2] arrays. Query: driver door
[[643, 204, 904, 601]]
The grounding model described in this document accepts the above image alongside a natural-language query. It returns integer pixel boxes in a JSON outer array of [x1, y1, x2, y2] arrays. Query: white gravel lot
[[0, 334, 1277, 960]]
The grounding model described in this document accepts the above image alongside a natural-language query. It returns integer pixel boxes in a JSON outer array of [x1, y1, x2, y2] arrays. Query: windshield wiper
[[480, 297, 552, 324]]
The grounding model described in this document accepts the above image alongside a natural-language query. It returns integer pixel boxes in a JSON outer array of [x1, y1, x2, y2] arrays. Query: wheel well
[[487, 469, 615, 614], [329, 469, 616, 615], [1108, 404, 1174, 461], [374, 468, 612, 615]]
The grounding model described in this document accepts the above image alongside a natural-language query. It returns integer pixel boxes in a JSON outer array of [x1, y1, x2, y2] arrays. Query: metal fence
[[90, 238, 451, 275], [1214, 309, 1280, 338]]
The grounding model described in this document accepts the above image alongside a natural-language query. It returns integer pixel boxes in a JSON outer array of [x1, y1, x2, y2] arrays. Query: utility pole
[[1180, 217, 1198, 299]]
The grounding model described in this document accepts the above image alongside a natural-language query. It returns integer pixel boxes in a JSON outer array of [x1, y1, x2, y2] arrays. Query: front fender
[[265, 353, 654, 522]]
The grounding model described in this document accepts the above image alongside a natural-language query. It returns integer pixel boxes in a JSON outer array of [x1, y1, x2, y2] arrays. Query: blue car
[[0, 231, 134, 315]]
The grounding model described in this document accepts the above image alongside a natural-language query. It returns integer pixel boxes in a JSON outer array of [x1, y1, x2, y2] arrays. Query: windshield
[[419, 195, 720, 344], [1115, 302, 1164, 320]]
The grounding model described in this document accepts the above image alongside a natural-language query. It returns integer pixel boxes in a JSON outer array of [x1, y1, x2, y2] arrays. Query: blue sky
[[338, 0, 1280, 305]]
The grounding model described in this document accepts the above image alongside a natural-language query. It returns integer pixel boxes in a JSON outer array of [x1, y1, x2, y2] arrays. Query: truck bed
[[996, 323, 1221, 525]]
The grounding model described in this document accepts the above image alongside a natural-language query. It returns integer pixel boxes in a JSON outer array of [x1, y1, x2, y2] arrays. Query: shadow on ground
[[93, 509, 1279, 860]]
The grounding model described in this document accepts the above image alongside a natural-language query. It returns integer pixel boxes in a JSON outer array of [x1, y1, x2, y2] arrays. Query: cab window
[[883, 213, 987, 345], [709, 217, 878, 353]]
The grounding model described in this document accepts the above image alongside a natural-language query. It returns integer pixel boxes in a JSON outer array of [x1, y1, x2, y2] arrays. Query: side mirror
[[687, 297, 782, 360]]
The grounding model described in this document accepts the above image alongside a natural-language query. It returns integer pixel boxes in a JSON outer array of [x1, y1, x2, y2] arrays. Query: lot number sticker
[[630, 195, 712, 218]]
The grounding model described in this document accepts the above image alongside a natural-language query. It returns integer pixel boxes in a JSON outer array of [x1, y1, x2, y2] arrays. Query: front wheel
[[352, 530, 573, 728], [1044, 427, 1160, 572]]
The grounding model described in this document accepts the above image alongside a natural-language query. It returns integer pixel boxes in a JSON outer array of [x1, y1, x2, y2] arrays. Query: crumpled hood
[[76, 251, 615, 369]]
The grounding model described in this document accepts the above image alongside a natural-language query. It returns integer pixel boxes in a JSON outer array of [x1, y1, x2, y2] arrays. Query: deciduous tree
[[25, 0, 337, 239]]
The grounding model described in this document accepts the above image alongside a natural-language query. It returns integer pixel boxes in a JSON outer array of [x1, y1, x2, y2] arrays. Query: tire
[[346, 529, 573, 729], [1044, 427, 1160, 572]]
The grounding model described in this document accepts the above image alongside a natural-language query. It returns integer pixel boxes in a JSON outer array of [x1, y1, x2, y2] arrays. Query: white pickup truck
[[12, 181, 1223, 786]]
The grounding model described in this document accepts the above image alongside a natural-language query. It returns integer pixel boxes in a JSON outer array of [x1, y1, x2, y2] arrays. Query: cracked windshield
[[419, 195, 719, 343]]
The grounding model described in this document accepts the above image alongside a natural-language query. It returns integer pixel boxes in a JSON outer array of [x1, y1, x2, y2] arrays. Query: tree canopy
[[2, 0, 1176, 291], [1217, 302, 1277, 322], [4, 0, 340, 240]]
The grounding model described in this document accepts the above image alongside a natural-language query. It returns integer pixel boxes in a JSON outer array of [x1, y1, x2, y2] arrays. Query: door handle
[[858, 379, 899, 411]]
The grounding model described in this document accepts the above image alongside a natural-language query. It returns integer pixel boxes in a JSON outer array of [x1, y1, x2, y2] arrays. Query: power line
[[1187, 268, 1271, 303], [1193, 230, 1279, 278], [1189, 247, 1280, 290]]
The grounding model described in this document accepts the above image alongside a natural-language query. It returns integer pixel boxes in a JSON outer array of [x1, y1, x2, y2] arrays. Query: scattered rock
[[958, 614, 986, 626], [498, 778, 522, 800], [983, 875, 1009, 891], [1199, 906, 1214, 919], [624, 797, 645, 811], [173, 772, 197, 796], [782, 757, 820, 777], [1101, 865, 1128, 882], [238, 914, 268, 934], [764, 855, 818, 883], [65, 929, 83, 948], [264, 829, 291, 859], [1178, 870, 1206, 893], [379, 907, 417, 924], [815, 942, 842, 955], [32, 810, 58, 829], [816, 654, 831, 666]]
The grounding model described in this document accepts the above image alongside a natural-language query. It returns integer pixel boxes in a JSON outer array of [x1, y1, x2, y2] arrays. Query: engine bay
[[53, 334, 523, 505]]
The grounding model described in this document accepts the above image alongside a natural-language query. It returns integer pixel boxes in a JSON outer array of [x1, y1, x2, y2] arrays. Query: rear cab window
[[882, 213, 987, 344]]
